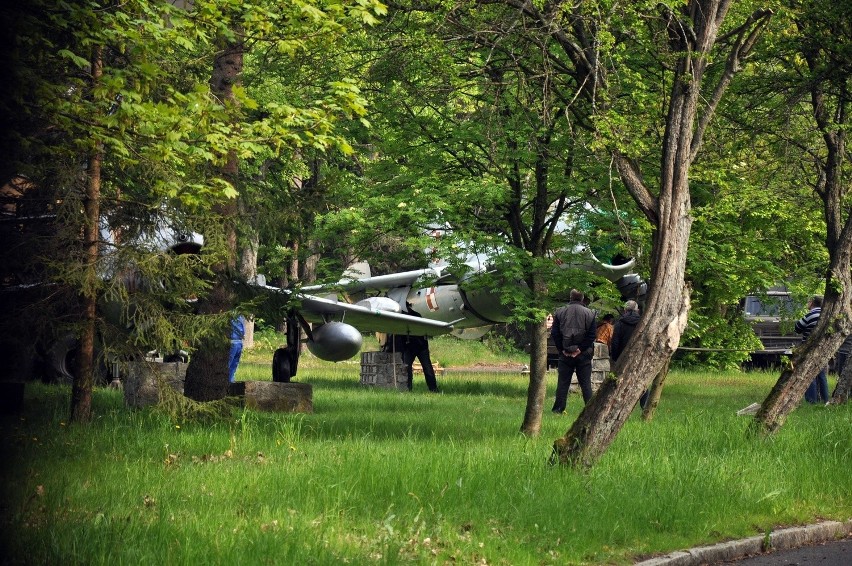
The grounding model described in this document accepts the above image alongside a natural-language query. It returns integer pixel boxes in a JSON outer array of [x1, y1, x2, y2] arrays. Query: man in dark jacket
[[610, 300, 644, 407], [551, 289, 597, 413], [610, 300, 640, 362], [795, 295, 828, 403]]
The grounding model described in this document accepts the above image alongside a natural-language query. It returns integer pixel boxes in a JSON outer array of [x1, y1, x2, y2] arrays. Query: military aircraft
[[8, 221, 204, 384], [15, 197, 643, 384], [254, 250, 646, 382], [1, 175, 206, 384]]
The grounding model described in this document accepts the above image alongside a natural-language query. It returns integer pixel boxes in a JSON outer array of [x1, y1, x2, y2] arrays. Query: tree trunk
[[520, 271, 550, 436], [550, 0, 762, 469], [239, 229, 258, 348], [553, 282, 690, 467], [751, 228, 852, 433], [70, 45, 103, 423], [288, 240, 300, 282], [752, 49, 852, 429], [520, 319, 550, 436], [183, 33, 243, 401], [751, 294, 849, 434], [302, 242, 320, 283], [553, 36, 699, 466], [183, 283, 232, 401], [641, 357, 670, 421]]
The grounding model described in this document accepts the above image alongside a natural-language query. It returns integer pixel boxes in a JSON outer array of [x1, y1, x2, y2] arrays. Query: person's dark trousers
[[816, 367, 829, 402], [552, 351, 593, 412], [404, 361, 414, 391], [836, 352, 848, 376], [805, 367, 829, 403], [639, 389, 650, 410], [403, 347, 439, 392], [834, 355, 848, 397]]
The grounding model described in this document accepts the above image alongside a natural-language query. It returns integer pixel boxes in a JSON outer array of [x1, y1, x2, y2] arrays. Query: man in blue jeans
[[229, 315, 246, 383], [794, 296, 829, 403]]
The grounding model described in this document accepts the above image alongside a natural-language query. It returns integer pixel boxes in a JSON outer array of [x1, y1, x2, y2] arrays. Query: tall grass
[[1, 367, 849, 565]]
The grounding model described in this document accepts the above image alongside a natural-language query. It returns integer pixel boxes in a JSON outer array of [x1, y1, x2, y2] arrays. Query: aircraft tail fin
[[340, 261, 371, 282], [564, 248, 636, 283]]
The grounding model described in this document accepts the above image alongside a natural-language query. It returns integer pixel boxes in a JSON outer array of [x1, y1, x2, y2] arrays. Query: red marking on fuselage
[[426, 287, 439, 311]]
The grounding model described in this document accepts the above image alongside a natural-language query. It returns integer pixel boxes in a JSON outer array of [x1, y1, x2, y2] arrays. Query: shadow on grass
[[299, 374, 529, 399], [9, 372, 541, 445], [240, 362, 532, 398]]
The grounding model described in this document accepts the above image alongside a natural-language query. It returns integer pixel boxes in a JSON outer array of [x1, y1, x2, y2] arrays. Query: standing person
[[551, 289, 597, 413], [386, 304, 439, 392], [610, 301, 640, 362], [228, 314, 246, 383], [610, 300, 643, 406], [834, 334, 852, 377], [833, 333, 852, 398], [795, 295, 829, 403], [595, 314, 615, 346]]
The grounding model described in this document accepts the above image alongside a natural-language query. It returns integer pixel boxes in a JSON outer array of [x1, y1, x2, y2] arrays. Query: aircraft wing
[[300, 268, 440, 294], [296, 293, 454, 336], [256, 284, 454, 337]]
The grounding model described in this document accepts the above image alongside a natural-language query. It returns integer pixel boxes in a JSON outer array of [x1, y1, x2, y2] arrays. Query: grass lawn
[[1, 335, 849, 565]]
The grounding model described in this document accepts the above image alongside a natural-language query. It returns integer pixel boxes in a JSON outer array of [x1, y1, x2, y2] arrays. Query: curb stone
[[634, 520, 852, 565]]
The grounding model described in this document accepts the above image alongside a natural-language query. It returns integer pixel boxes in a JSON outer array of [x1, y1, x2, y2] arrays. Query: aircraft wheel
[[41, 334, 78, 384], [272, 347, 292, 383]]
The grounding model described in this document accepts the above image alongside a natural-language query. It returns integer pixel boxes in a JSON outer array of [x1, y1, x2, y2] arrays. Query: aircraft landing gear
[[272, 313, 303, 382], [272, 347, 292, 382]]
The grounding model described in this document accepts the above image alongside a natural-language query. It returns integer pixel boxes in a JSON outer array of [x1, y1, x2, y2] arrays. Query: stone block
[[124, 361, 187, 409], [244, 381, 313, 413], [360, 351, 408, 390]]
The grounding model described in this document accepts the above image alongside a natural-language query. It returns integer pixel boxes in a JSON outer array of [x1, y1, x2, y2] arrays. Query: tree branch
[[691, 9, 773, 162], [613, 151, 658, 225]]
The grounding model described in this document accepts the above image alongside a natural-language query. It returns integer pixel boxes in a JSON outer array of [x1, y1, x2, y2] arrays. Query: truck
[[741, 288, 801, 368]]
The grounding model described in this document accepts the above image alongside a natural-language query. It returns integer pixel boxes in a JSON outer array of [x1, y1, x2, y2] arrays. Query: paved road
[[718, 536, 852, 565], [636, 521, 851, 566]]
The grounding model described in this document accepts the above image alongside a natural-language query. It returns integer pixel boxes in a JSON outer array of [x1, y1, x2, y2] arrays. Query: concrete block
[[124, 361, 186, 408], [244, 381, 313, 413], [360, 351, 408, 390]]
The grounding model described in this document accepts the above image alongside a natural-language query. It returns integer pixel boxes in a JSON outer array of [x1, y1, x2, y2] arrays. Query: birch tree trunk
[[239, 229, 258, 348]]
